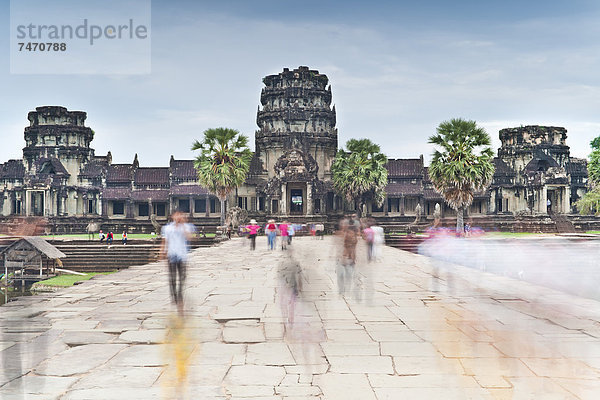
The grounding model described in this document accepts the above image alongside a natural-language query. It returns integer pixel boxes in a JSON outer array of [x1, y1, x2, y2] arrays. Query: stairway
[[384, 234, 427, 253], [48, 238, 215, 273], [549, 213, 577, 233]]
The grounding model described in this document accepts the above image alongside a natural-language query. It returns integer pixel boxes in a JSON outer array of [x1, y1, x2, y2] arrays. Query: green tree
[[192, 128, 252, 225], [428, 118, 495, 233], [331, 138, 388, 217], [577, 135, 600, 215]]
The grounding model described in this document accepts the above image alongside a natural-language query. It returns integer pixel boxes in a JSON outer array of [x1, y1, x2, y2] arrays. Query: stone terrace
[[1, 236, 600, 399]]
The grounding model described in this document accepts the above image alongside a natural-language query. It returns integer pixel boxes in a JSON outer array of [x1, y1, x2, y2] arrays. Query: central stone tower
[[250, 66, 339, 215]]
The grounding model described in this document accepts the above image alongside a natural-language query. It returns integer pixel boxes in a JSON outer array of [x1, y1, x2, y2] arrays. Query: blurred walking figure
[[288, 223, 295, 245], [371, 222, 385, 261], [316, 223, 325, 239], [278, 248, 303, 330], [246, 219, 260, 250], [279, 220, 289, 250], [337, 216, 359, 297], [363, 220, 375, 262], [266, 219, 277, 250], [160, 211, 196, 313]]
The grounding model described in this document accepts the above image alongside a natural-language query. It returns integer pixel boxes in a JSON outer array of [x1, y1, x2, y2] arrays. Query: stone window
[[194, 199, 206, 213], [178, 199, 190, 213], [113, 201, 125, 215], [154, 203, 166, 216], [138, 203, 149, 217]]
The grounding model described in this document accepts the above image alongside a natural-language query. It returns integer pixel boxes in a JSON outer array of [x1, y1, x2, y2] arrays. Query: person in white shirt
[[160, 211, 196, 313]]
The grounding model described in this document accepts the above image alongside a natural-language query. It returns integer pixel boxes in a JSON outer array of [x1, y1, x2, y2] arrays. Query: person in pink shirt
[[246, 219, 261, 250], [278, 221, 289, 250]]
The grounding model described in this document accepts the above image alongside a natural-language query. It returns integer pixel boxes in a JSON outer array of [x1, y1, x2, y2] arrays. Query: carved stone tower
[[252, 66, 339, 215]]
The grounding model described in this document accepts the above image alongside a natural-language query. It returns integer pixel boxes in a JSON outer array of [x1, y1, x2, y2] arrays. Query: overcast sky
[[1, 0, 600, 166]]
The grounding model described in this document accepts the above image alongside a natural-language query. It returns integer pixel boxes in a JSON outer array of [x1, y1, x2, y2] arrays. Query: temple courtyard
[[2, 236, 600, 399]]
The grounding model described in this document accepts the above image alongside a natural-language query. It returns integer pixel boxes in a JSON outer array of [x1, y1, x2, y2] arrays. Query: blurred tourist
[[160, 211, 196, 314]]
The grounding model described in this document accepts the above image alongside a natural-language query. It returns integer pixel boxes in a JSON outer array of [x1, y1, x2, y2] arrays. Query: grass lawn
[[33, 272, 115, 287], [485, 231, 551, 237], [585, 231, 600, 234]]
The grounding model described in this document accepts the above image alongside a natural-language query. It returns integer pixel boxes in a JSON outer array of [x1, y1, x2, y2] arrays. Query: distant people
[[337, 216, 359, 297], [122, 231, 128, 245], [547, 198, 552, 214], [99, 230, 105, 243], [160, 211, 196, 313], [363, 221, 375, 262], [316, 223, 325, 239], [371, 222, 385, 261], [287, 223, 295, 245], [246, 219, 260, 250], [226, 224, 232, 240], [107, 231, 113, 245], [266, 219, 277, 250], [464, 222, 471, 237], [279, 220, 289, 250], [310, 224, 316, 238]]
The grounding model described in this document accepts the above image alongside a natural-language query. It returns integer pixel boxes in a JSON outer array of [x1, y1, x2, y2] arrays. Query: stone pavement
[[2, 236, 600, 399]]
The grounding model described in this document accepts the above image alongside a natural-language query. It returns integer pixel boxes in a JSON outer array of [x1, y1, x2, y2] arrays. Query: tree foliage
[[428, 118, 495, 231], [577, 135, 600, 215], [331, 138, 388, 214], [192, 128, 252, 224]]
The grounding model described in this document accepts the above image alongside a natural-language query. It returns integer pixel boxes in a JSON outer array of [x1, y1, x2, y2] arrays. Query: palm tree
[[428, 118, 495, 233], [331, 138, 388, 217], [192, 128, 252, 226]]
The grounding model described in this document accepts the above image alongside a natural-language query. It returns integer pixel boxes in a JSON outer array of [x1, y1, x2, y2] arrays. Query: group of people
[[243, 219, 299, 251], [98, 230, 128, 245]]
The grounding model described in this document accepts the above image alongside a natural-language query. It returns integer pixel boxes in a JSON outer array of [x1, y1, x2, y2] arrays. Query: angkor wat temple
[[0, 67, 591, 232]]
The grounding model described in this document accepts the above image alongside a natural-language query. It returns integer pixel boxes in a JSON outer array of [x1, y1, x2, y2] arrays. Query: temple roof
[[170, 184, 208, 196], [493, 158, 515, 176], [106, 164, 134, 182], [101, 187, 132, 200], [131, 189, 170, 202], [36, 157, 70, 176], [385, 182, 423, 196], [386, 158, 424, 178], [80, 160, 107, 178], [0, 160, 25, 179], [568, 157, 587, 175], [169, 159, 198, 180], [134, 167, 169, 185]]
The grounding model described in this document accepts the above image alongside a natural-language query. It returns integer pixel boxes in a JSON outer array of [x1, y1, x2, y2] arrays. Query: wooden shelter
[[1, 237, 65, 287]]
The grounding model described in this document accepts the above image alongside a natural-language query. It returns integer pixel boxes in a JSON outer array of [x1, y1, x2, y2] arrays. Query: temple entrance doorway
[[290, 188, 303, 214]]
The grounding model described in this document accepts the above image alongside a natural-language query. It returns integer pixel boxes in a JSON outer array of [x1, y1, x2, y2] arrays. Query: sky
[[1, 0, 600, 166]]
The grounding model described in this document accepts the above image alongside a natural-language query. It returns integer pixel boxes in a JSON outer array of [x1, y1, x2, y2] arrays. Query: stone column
[[148, 199, 152, 220], [306, 183, 313, 215], [126, 200, 134, 218], [169, 197, 175, 215], [384, 195, 389, 216], [400, 195, 405, 216], [189, 196, 194, 217], [205, 193, 210, 216], [563, 186, 570, 214], [280, 184, 287, 215], [60, 195, 67, 216], [542, 187, 548, 214]]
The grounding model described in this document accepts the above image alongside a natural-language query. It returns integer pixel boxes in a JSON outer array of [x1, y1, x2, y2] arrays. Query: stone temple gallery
[[0, 67, 590, 231]]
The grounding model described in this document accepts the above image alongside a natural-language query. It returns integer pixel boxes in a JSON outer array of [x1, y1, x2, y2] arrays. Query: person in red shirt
[[266, 219, 277, 250], [278, 221, 289, 250], [245, 219, 261, 250]]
